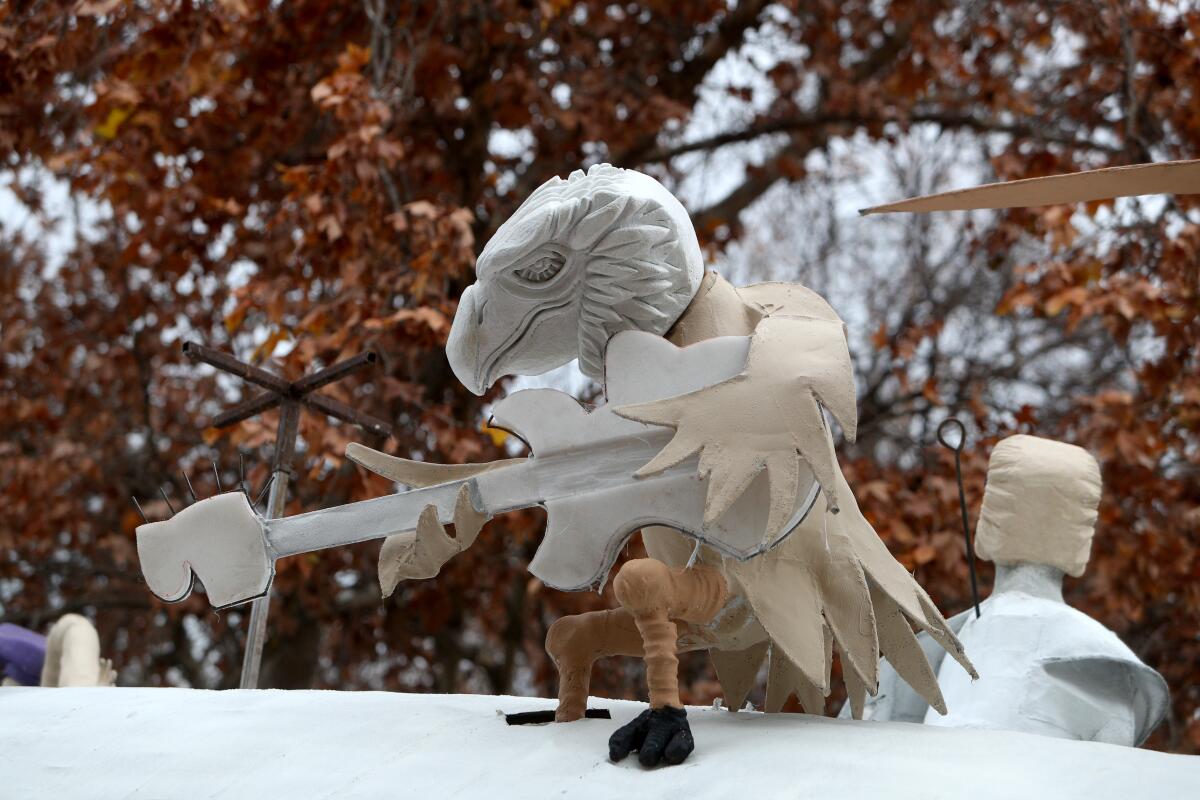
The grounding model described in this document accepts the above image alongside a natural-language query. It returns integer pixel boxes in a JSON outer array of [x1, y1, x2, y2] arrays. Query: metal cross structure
[[182, 341, 392, 689]]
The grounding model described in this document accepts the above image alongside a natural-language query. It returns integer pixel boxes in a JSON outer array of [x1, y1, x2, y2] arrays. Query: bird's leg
[[608, 558, 728, 766], [546, 607, 656, 722], [614, 559, 728, 708]]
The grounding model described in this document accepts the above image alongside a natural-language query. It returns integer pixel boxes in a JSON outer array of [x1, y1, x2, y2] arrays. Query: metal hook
[[937, 417, 981, 619], [937, 417, 967, 453]]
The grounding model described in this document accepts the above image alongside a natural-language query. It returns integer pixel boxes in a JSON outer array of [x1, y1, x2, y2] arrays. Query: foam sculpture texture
[[2, 689, 1198, 799]]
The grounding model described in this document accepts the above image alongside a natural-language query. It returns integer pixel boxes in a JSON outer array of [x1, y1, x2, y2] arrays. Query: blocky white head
[[446, 164, 704, 394], [975, 434, 1102, 577]]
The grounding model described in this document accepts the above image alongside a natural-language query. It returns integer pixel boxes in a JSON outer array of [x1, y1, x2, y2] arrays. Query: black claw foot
[[608, 706, 694, 767]]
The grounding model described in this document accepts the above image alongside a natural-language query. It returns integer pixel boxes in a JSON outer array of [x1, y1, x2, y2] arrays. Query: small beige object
[[378, 484, 489, 597], [40, 614, 115, 688], [349, 443, 501, 597], [708, 641, 769, 713], [346, 442, 524, 486], [975, 435, 1101, 577]]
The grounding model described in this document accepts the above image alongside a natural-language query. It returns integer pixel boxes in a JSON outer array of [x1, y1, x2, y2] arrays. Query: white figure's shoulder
[[980, 592, 1140, 663], [935, 593, 1169, 745]]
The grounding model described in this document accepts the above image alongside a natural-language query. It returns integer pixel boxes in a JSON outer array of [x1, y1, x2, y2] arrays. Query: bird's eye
[[513, 253, 565, 283]]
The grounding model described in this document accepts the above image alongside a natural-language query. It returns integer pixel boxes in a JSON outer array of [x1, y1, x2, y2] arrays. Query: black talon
[[608, 706, 693, 767], [609, 709, 651, 763]]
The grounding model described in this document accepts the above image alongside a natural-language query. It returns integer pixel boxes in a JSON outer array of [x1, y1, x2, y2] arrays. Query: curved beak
[[447, 284, 487, 396], [447, 280, 579, 395]]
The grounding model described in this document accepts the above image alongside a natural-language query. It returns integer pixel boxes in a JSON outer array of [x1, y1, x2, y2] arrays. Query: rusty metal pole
[[238, 401, 299, 689]]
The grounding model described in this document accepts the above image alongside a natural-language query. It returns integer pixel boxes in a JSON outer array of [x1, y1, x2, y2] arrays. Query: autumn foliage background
[[1, 0, 1197, 752]]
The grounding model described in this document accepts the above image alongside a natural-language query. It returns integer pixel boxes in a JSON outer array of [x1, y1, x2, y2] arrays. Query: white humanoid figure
[[846, 435, 1168, 746]]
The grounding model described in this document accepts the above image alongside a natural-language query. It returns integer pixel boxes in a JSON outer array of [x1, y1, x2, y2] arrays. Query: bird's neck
[[666, 272, 759, 346]]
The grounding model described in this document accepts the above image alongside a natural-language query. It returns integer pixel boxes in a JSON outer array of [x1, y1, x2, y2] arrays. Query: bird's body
[[382, 164, 976, 764]]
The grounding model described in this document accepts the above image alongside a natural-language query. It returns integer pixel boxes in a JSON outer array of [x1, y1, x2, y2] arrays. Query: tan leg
[[612, 559, 727, 709], [546, 608, 652, 721]]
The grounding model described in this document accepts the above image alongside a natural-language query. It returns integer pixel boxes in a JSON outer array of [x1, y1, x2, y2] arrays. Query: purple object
[[0, 623, 47, 686]]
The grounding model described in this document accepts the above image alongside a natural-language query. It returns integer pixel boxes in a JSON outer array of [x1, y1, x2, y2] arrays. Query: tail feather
[[918, 594, 978, 680], [843, 655, 869, 720], [733, 468, 976, 717], [732, 555, 830, 693], [710, 641, 768, 711], [765, 633, 829, 715], [832, 470, 976, 680], [869, 580, 947, 715], [815, 553, 879, 691]]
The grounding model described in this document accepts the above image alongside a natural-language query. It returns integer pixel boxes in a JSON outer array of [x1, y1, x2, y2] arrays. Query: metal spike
[[254, 473, 275, 507], [159, 486, 177, 517], [131, 496, 149, 525], [211, 459, 223, 495], [182, 470, 198, 505], [239, 452, 248, 496]]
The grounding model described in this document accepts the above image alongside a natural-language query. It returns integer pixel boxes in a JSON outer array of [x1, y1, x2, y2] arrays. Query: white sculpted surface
[[446, 163, 704, 389], [3, 688, 1197, 799], [925, 565, 1168, 746], [135, 491, 274, 609]]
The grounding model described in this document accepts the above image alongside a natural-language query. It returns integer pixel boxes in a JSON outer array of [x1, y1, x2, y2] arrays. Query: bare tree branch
[[613, 0, 773, 166], [641, 110, 1121, 165]]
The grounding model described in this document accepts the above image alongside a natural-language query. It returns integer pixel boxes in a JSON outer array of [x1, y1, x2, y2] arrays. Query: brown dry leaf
[[76, 0, 124, 17]]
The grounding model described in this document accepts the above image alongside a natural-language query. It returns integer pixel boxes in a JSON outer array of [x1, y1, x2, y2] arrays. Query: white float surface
[[1, 688, 1197, 799]]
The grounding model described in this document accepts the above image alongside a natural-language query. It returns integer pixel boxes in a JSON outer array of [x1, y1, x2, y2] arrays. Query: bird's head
[[447, 164, 703, 395]]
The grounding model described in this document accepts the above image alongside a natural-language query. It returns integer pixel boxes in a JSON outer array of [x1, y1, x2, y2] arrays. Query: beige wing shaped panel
[[346, 442, 524, 488], [861, 159, 1200, 215]]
